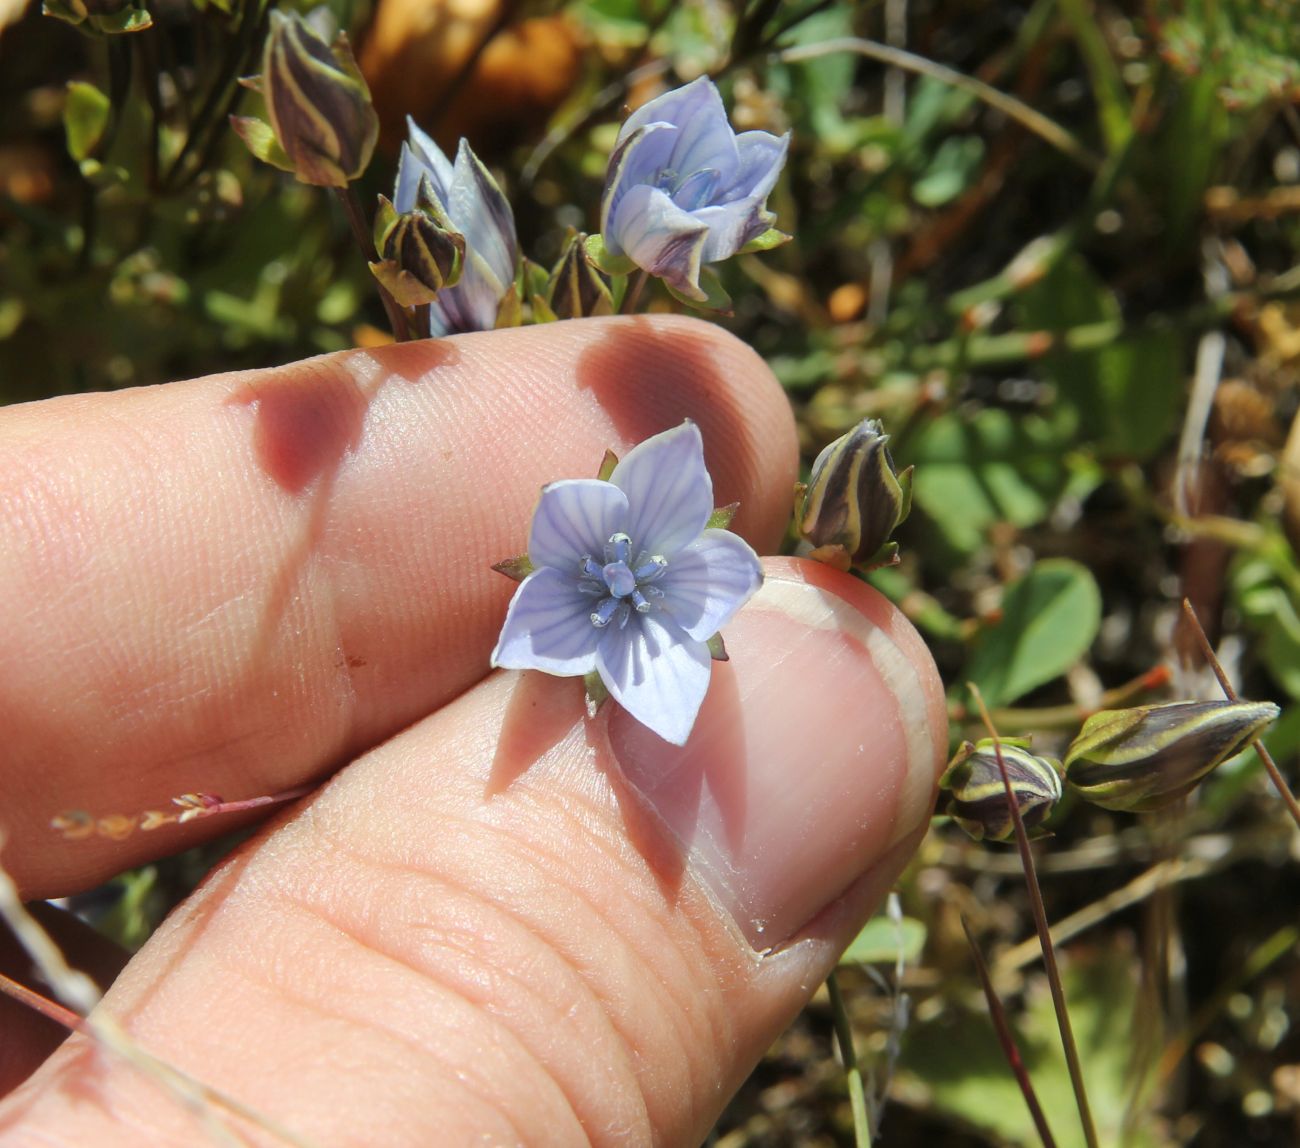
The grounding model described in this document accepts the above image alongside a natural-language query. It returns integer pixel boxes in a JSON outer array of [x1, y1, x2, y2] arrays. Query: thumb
[[0, 559, 945, 1147]]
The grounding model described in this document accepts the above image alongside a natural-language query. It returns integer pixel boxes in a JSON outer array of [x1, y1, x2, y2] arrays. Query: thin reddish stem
[[1180, 599, 1300, 831]]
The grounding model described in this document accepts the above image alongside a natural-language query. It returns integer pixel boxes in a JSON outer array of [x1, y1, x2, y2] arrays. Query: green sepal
[[584, 670, 610, 717], [596, 449, 618, 481], [531, 293, 559, 323], [665, 267, 733, 315], [737, 227, 791, 255], [372, 194, 400, 251], [368, 261, 437, 308], [64, 80, 111, 162], [495, 282, 523, 329], [229, 115, 296, 173], [707, 633, 729, 662], [706, 502, 739, 530], [584, 233, 637, 277], [491, 554, 535, 582]]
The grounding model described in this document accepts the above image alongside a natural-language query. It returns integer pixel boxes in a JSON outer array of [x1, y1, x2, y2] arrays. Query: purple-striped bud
[[369, 181, 465, 307], [1064, 699, 1279, 812], [232, 11, 377, 188], [796, 419, 913, 571], [939, 739, 1063, 843]]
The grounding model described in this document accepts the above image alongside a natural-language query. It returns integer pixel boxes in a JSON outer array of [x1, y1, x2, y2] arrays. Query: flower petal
[[658, 529, 763, 640], [491, 567, 601, 676], [427, 248, 507, 336], [600, 121, 677, 245], [606, 183, 708, 297], [528, 479, 630, 572], [396, 117, 455, 211], [617, 76, 725, 148], [691, 200, 772, 265], [730, 130, 790, 202], [449, 139, 518, 287], [596, 612, 712, 745], [610, 422, 713, 557]]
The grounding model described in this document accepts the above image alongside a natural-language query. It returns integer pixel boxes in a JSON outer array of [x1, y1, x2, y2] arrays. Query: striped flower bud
[[545, 233, 613, 320], [939, 739, 1063, 843], [1064, 700, 1279, 812], [369, 181, 465, 307], [232, 10, 377, 188], [795, 419, 913, 572]]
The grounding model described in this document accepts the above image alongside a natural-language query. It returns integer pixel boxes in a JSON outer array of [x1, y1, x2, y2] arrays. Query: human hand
[[0, 316, 945, 1146]]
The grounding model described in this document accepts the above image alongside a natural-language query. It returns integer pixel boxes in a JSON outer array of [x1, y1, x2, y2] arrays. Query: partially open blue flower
[[600, 77, 789, 301], [395, 121, 519, 335], [492, 422, 763, 745]]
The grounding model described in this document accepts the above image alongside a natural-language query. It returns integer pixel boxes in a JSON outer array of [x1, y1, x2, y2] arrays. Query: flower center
[[578, 532, 669, 629], [656, 166, 721, 212]]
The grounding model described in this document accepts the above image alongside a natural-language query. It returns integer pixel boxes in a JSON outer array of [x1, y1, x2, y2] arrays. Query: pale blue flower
[[395, 121, 519, 335], [492, 422, 763, 746], [600, 76, 789, 301]]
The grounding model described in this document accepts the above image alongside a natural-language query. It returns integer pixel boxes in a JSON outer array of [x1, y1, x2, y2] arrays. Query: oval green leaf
[[964, 558, 1102, 709]]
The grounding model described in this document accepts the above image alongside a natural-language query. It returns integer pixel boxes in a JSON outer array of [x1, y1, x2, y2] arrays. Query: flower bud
[[232, 10, 378, 188], [795, 419, 913, 571], [544, 233, 613, 320], [369, 182, 465, 307], [1064, 700, 1279, 812], [939, 739, 1063, 842]]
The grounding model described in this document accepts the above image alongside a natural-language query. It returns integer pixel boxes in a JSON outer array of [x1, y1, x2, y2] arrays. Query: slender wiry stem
[[776, 38, 1101, 172], [335, 186, 411, 343], [1180, 599, 1300, 831], [960, 916, 1058, 1148], [0, 969, 85, 1032], [826, 972, 873, 1148], [969, 684, 1100, 1148], [620, 269, 650, 315]]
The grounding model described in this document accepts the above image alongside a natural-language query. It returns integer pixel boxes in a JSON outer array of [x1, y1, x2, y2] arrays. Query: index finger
[[0, 316, 797, 897]]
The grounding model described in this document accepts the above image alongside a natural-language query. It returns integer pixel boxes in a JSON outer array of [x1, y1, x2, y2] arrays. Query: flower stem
[[1180, 599, 1300, 832], [776, 38, 1101, 172], [620, 270, 650, 315], [961, 916, 1058, 1148], [969, 683, 1100, 1148], [826, 971, 873, 1148], [335, 185, 412, 343]]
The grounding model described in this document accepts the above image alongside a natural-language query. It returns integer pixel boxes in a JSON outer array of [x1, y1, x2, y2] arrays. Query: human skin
[[0, 316, 946, 1146]]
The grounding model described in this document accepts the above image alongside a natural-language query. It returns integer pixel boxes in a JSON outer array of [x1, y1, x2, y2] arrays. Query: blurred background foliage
[[3, 0, 1300, 1144]]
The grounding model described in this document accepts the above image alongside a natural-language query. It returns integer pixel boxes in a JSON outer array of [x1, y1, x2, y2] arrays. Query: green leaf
[[1015, 255, 1182, 459], [899, 946, 1162, 1147], [964, 558, 1102, 708], [910, 408, 1073, 556], [64, 80, 111, 162], [840, 913, 926, 966], [912, 135, 985, 208]]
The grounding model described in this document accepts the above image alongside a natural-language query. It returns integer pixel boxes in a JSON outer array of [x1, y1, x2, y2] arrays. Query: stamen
[[591, 597, 622, 628], [606, 532, 632, 565]]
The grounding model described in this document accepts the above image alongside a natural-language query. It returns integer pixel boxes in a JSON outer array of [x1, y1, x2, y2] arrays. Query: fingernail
[[609, 559, 944, 949]]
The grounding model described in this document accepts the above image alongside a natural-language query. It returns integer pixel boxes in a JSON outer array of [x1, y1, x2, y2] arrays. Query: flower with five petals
[[491, 422, 763, 745]]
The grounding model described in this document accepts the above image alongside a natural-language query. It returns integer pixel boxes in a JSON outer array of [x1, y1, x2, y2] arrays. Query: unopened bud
[[795, 419, 913, 572], [546, 233, 613, 320], [1064, 699, 1279, 812], [939, 739, 1063, 842], [369, 182, 465, 307], [232, 10, 377, 188]]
